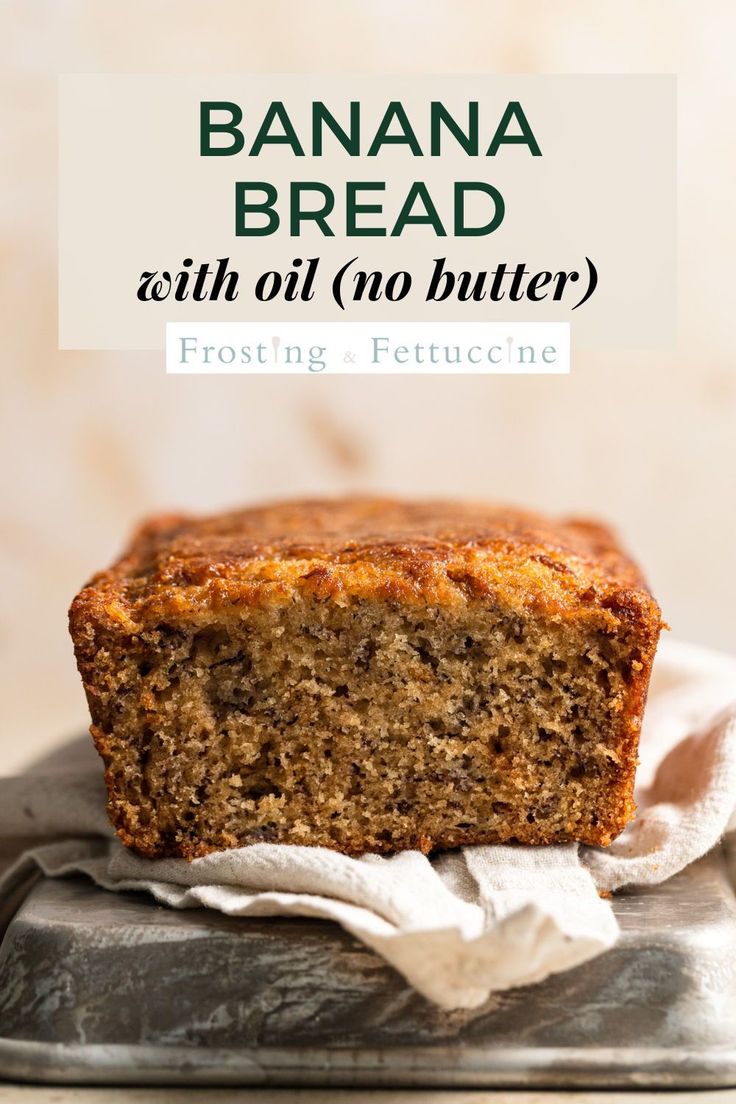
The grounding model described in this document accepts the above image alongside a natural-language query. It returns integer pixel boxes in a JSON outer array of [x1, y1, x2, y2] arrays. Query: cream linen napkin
[[1, 638, 734, 1010]]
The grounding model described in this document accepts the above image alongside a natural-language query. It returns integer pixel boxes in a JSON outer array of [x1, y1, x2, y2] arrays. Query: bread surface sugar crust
[[69, 498, 664, 860]]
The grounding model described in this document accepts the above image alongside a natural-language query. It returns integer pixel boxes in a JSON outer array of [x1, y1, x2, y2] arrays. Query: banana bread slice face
[[69, 498, 663, 858]]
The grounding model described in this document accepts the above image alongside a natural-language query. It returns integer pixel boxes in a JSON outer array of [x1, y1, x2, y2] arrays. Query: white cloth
[[1, 638, 734, 1010]]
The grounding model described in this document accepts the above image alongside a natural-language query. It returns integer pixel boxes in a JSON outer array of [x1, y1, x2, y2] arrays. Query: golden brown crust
[[71, 496, 662, 633]]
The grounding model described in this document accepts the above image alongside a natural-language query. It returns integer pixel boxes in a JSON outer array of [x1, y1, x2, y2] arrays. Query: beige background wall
[[1, 0, 735, 773]]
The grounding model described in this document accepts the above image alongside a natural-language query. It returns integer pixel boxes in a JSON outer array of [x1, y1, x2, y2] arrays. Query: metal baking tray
[[2, 844, 736, 1089]]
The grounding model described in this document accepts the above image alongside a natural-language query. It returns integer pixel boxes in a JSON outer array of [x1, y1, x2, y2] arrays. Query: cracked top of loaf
[[71, 498, 663, 634]]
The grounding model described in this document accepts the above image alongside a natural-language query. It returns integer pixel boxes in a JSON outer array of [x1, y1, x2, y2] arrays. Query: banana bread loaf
[[69, 497, 663, 859]]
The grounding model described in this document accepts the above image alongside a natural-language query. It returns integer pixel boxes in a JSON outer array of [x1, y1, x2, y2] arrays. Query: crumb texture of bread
[[69, 498, 663, 858]]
